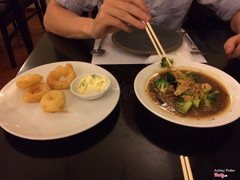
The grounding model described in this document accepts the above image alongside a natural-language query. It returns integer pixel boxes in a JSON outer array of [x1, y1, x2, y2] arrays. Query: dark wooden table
[[0, 29, 240, 180]]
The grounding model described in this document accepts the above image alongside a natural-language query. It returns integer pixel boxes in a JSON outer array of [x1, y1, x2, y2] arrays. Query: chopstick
[[180, 155, 194, 180], [141, 21, 172, 67]]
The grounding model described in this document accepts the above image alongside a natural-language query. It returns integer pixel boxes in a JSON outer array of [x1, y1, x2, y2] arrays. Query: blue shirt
[[56, 0, 240, 29]]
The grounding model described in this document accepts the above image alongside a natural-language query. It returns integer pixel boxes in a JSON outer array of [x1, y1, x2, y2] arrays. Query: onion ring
[[40, 90, 67, 113], [47, 63, 76, 89], [23, 82, 51, 103], [16, 74, 43, 88]]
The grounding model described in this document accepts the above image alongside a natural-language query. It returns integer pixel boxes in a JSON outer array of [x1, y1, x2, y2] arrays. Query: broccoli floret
[[206, 90, 217, 101], [161, 57, 168, 68], [192, 99, 201, 108], [178, 96, 185, 102], [153, 77, 170, 93], [203, 98, 213, 112], [166, 72, 178, 89], [160, 57, 174, 68], [180, 91, 189, 96], [185, 72, 200, 82], [166, 72, 175, 82], [174, 101, 193, 115], [177, 91, 189, 102]]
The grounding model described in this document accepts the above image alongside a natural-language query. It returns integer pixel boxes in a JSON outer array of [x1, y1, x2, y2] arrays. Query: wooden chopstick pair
[[180, 155, 194, 180], [141, 21, 172, 67]]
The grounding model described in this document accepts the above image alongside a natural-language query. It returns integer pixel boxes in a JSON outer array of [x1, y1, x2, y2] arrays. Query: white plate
[[134, 61, 240, 128], [0, 61, 120, 140]]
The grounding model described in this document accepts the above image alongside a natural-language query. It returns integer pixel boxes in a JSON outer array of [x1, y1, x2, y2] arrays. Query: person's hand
[[89, 0, 151, 39], [224, 34, 240, 59]]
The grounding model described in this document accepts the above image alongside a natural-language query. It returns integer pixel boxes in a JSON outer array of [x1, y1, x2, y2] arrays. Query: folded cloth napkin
[[91, 33, 207, 65]]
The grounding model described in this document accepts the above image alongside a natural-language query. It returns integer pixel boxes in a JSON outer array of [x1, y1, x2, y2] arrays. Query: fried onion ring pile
[[23, 82, 51, 103], [47, 63, 76, 90], [40, 90, 67, 113], [16, 74, 43, 88]]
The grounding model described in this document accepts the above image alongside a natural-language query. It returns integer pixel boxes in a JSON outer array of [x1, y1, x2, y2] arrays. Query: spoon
[[91, 38, 105, 55]]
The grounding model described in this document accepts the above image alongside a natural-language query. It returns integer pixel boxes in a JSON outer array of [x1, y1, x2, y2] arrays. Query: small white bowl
[[70, 73, 110, 100]]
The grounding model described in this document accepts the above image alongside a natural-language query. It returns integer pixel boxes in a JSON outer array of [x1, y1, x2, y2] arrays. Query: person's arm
[[224, 10, 240, 59], [43, 0, 94, 39], [44, 0, 151, 39]]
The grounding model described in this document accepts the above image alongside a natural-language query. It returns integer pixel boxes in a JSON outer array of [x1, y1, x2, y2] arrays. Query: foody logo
[[214, 173, 228, 179], [214, 169, 235, 179]]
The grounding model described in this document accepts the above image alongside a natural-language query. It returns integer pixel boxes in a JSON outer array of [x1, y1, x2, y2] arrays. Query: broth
[[147, 70, 230, 118]]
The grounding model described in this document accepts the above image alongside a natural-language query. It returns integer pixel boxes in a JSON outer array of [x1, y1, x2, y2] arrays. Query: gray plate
[[112, 25, 182, 55]]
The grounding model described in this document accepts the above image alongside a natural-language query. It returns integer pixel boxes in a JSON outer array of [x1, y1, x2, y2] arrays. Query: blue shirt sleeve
[[198, 0, 240, 21], [56, 0, 100, 16]]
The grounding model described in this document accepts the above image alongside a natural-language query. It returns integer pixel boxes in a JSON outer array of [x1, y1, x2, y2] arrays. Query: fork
[[178, 28, 201, 53], [178, 29, 207, 63]]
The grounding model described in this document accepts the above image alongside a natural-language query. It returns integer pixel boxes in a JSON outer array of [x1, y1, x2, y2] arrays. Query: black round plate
[[112, 25, 183, 55]]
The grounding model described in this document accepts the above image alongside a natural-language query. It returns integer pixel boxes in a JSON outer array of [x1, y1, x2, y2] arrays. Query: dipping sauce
[[76, 74, 109, 95]]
